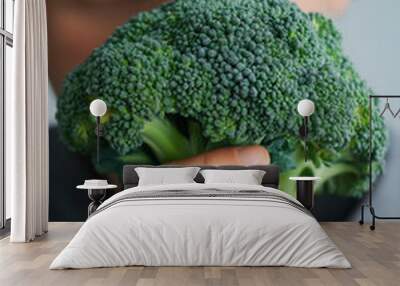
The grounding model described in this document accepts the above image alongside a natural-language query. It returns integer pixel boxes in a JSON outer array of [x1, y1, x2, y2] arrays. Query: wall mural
[[47, 0, 389, 221]]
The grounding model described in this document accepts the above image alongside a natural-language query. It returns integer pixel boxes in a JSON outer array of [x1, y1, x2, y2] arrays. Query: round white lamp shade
[[297, 99, 315, 117], [90, 99, 107, 117]]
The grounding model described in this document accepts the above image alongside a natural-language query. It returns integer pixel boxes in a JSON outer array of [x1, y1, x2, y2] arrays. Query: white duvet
[[50, 183, 350, 269]]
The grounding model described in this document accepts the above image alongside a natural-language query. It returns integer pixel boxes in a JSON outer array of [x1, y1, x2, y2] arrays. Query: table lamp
[[297, 99, 315, 162], [89, 99, 107, 164]]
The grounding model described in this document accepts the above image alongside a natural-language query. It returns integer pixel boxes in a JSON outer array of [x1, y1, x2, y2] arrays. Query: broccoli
[[57, 0, 388, 197]]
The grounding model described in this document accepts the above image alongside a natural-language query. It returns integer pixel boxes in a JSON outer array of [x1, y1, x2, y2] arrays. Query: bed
[[50, 165, 350, 269]]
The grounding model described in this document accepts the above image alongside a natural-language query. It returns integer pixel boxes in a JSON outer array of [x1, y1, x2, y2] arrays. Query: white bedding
[[50, 183, 350, 269]]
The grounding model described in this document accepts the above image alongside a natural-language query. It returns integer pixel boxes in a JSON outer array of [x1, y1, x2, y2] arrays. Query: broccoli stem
[[142, 117, 194, 163], [313, 162, 359, 192], [118, 152, 154, 164]]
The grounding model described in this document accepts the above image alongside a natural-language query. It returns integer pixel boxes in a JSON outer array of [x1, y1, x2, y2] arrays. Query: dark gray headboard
[[123, 165, 280, 189]]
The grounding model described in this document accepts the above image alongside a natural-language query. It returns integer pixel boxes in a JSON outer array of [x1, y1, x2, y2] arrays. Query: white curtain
[[7, 0, 49, 242]]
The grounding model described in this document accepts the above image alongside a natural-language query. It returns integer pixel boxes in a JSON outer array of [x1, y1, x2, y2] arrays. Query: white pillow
[[200, 169, 266, 185], [135, 167, 200, 186]]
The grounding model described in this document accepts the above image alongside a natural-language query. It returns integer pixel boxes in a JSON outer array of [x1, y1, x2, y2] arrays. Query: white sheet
[[50, 183, 350, 269]]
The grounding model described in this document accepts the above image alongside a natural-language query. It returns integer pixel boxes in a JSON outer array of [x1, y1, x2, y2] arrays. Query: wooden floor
[[0, 222, 399, 286]]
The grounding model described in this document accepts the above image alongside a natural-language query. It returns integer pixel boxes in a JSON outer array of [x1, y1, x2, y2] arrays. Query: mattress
[[50, 183, 350, 269]]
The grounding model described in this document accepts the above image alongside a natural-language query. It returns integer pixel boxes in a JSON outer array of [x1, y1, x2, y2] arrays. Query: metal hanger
[[394, 107, 400, 119], [380, 98, 396, 118]]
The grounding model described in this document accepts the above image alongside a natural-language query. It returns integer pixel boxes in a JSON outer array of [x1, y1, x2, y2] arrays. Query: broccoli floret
[[57, 0, 388, 198]]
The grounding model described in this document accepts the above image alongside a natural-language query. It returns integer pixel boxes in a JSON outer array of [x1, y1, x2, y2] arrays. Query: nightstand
[[77, 183, 117, 217], [289, 177, 320, 210]]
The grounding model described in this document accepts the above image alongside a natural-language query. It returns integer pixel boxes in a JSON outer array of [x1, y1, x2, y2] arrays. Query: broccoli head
[[57, 0, 388, 197]]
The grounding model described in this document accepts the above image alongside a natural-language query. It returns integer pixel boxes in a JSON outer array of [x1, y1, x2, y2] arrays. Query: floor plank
[[0, 222, 399, 286]]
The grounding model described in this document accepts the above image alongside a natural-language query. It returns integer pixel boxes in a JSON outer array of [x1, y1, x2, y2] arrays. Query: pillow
[[200, 169, 266, 185], [135, 167, 200, 186]]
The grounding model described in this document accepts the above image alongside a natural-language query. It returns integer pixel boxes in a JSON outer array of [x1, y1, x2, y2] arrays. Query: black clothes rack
[[359, 95, 400, 230]]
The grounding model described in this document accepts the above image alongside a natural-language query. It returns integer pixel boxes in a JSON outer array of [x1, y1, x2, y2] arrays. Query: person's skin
[[294, 0, 349, 16], [47, 0, 169, 94], [47, 0, 347, 166]]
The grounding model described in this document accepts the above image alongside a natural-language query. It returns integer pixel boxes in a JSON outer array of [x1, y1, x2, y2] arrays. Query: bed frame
[[123, 165, 280, 190]]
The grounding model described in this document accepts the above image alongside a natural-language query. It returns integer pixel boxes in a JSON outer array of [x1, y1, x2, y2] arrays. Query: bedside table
[[289, 177, 320, 210], [77, 184, 117, 217]]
